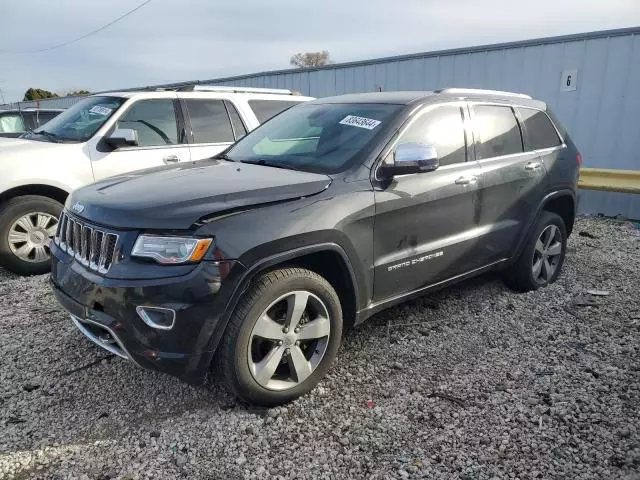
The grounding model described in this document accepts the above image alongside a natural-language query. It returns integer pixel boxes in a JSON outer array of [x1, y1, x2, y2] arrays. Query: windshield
[[30, 96, 126, 142], [225, 102, 402, 174]]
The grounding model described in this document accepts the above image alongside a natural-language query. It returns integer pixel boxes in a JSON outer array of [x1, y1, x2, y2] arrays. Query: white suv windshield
[[225, 103, 402, 174], [30, 96, 125, 142]]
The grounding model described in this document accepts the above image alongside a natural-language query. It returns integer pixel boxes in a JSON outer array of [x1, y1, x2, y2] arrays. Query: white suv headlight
[[132, 235, 213, 264]]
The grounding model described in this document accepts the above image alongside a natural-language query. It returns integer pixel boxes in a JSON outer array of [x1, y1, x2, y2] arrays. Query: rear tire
[[0, 195, 63, 275], [217, 267, 342, 406], [504, 211, 567, 292]]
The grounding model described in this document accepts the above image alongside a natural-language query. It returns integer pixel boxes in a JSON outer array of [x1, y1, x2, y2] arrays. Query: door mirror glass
[[381, 142, 439, 177], [107, 128, 139, 148]]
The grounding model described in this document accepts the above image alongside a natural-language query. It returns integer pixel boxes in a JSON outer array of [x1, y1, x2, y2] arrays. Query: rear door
[[183, 98, 240, 161], [516, 107, 567, 193], [248, 99, 304, 123], [470, 103, 546, 265], [91, 97, 191, 180], [372, 102, 481, 301]]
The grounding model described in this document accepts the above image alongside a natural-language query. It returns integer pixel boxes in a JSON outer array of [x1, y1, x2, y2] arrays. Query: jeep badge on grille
[[71, 202, 85, 214]]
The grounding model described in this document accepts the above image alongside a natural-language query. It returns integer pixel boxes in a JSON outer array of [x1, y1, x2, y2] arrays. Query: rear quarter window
[[248, 100, 304, 123], [518, 107, 562, 150]]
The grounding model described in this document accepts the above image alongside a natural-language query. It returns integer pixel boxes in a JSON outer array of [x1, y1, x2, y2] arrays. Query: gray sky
[[1, 0, 639, 102]]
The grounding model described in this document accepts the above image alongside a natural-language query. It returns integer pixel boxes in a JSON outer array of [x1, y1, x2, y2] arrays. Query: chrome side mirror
[[106, 128, 138, 148], [380, 142, 439, 177]]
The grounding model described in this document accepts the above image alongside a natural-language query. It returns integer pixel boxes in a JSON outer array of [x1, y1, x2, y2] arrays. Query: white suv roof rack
[[437, 88, 532, 99], [189, 85, 298, 95]]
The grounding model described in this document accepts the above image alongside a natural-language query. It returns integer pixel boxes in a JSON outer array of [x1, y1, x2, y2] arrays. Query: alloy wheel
[[532, 224, 563, 284], [8, 212, 58, 263], [248, 290, 331, 391]]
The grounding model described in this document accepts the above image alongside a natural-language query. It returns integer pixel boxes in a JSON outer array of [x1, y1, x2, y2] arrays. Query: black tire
[[504, 211, 567, 292], [217, 267, 343, 406], [0, 195, 63, 275]]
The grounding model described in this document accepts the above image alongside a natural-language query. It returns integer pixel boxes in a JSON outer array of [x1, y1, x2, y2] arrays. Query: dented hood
[[69, 159, 332, 229]]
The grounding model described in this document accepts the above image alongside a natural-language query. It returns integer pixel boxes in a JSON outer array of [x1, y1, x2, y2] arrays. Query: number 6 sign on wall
[[560, 69, 578, 92]]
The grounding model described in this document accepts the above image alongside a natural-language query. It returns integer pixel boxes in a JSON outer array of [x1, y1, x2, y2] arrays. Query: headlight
[[132, 235, 213, 264]]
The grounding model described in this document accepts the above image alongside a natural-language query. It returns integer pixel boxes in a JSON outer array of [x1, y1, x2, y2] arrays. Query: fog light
[[136, 306, 176, 330]]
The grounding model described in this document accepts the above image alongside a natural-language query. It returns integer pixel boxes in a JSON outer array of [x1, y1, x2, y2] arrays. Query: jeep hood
[[69, 159, 332, 229]]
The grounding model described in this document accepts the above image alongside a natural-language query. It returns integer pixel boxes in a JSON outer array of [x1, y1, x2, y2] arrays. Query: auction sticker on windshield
[[339, 115, 381, 130], [89, 105, 113, 116]]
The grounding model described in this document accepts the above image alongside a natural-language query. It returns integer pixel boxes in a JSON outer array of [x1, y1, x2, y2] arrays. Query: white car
[[0, 86, 313, 274]]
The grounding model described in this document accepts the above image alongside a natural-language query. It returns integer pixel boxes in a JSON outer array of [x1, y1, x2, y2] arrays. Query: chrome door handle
[[525, 161, 542, 171], [454, 175, 478, 185], [163, 155, 180, 164]]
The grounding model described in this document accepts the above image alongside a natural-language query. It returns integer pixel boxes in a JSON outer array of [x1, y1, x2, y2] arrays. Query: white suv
[[0, 86, 313, 274]]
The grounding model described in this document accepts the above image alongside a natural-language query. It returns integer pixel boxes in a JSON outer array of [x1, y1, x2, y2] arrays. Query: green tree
[[290, 51, 332, 68], [23, 88, 59, 101], [60, 89, 91, 97]]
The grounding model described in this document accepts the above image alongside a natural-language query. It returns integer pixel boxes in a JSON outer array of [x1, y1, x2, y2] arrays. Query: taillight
[[576, 153, 583, 166]]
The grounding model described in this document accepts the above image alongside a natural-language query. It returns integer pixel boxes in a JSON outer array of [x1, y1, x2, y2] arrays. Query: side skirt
[[355, 258, 509, 324]]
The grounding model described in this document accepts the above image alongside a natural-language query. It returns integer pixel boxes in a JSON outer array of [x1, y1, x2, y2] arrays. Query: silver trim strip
[[136, 306, 176, 331], [70, 314, 131, 360]]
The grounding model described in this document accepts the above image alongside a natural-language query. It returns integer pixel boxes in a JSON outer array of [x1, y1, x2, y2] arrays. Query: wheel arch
[[0, 184, 70, 207], [208, 243, 361, 361], [511, 189, 576, 263], [540, 191, 576, 236]]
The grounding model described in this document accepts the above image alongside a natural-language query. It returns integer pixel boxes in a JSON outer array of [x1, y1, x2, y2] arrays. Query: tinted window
[[117, 99, 179, 147], [518, 107, 562, 150], [226, 103, 402, 174], [474, 105, 523, 159], [184, 99, 234, 144], [397, 105, 466, 166], [225, 101, 247, 139], [249, 100, 302, 123]]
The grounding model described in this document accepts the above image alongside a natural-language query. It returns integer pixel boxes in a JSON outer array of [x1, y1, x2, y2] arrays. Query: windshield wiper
[[242, 159, 301, 171], [213, 152, 235, 162], [35, 130, 61, 143]]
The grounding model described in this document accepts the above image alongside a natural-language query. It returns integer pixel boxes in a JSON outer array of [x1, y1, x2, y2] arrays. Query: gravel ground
[[1, 216, 639, 480]]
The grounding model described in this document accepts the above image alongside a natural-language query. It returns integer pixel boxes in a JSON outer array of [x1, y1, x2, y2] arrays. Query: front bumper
[[50, 243, 245, 384]]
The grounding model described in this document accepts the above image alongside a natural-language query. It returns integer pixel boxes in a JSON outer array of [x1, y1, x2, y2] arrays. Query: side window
[[248, 100, 302, 123], [224, 101, 247, 139], [518, 107, 562, 150], [116, 99, 179, 147], [0, 114, 26, 133], [397, 105, 467, 166], [185, 99, 234, 144], [473, 105, 523, 159]]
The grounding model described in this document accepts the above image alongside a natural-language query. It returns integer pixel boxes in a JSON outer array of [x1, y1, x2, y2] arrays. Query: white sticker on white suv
[[339, 115, 381, 130], [89, 105, 113, 116]]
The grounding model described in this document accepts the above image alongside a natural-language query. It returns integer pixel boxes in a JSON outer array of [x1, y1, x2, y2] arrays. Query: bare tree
[[290, 51, 332, 68]]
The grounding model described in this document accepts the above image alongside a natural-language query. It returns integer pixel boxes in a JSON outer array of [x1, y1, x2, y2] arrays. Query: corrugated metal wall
[[2, 27, 638, 217], [0, 95, 85, 111], [204, 27, 640, 218]]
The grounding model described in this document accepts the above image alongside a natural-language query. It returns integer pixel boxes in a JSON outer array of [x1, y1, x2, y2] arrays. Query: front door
[[90, 97, 190, 181], [469, 103, 546, 266], [372, 103, 481, 302]]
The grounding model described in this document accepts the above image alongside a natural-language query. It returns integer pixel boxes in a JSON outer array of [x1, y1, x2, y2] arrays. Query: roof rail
[[184, 85, 297, 95], [436, 88, 532, 99]]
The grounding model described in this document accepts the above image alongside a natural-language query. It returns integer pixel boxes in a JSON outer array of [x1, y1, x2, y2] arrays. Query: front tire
[[217, 267, 343, 406], [504, 211, 567, 292], [0, 195, 63, 275]]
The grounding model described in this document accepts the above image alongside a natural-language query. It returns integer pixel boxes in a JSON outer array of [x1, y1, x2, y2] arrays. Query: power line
[[0, 0, 153, 54]]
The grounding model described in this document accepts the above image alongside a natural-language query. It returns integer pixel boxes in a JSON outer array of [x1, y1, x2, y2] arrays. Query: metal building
[[204, 27, 640, 218], [2, 27, 639, 217]]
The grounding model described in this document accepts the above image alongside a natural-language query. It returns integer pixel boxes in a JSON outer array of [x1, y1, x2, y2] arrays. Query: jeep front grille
[[54, 212, 118, 273]]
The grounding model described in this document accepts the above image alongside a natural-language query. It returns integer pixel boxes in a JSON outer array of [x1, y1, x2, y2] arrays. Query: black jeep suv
[[50, 89, 580, 405]]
